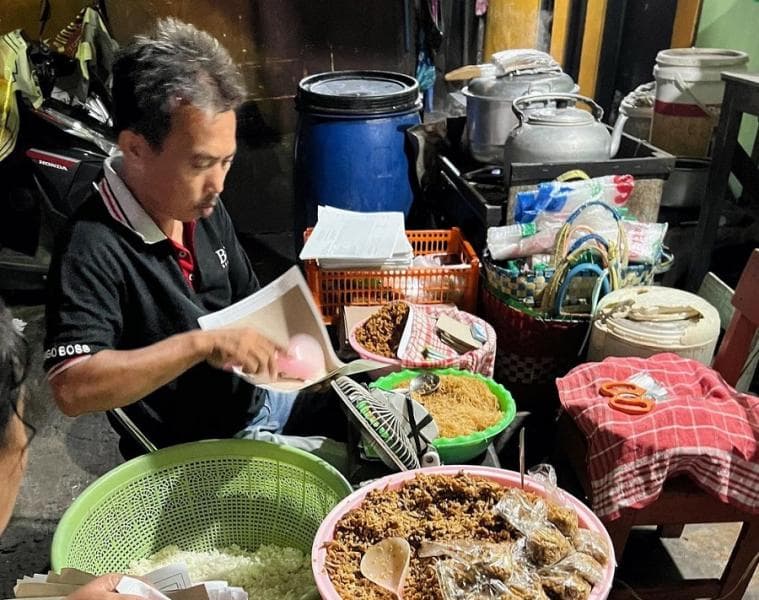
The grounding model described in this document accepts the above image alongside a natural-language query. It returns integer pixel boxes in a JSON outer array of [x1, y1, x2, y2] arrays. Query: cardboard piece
[[435, 314, 483, 352], [13, 583, 79, 598], [338, 305, 383, 356], [8, 566, 220, 600], [44, 570, 95, 586], [198, 266, 385, 391]]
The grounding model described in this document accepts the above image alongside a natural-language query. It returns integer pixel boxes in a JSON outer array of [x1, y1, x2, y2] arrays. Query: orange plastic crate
[[303, 227, 480, 324]]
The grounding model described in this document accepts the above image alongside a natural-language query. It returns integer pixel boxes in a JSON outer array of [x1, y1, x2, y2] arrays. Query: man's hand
[[66, 574, 151, 599], [204, 328, 282, 380]]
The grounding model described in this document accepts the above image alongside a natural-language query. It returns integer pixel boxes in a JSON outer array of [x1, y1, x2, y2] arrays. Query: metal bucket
[[660, 157, 710, 208]]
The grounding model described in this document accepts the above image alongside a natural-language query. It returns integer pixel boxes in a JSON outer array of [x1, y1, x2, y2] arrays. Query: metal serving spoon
[[404, 372, 441, 455], [408, 372, 441, 396]]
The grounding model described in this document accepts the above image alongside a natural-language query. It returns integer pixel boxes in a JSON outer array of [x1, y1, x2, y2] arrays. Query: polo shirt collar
[[99, 155, 167, 244]]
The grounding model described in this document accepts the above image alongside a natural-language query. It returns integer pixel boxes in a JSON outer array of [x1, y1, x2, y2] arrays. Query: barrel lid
[[655, 47, 749, 68], [297, 70, 421, 115], [466, 70, 575, 99]]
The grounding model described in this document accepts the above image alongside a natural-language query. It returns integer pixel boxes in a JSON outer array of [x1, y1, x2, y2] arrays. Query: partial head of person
[[112, 18, 246, 226], [0, 299, 32, 533]]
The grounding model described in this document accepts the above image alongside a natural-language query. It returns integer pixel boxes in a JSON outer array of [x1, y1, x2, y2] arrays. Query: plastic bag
[[486, 222, 557, 261], [540, 552, 605, 585], [431, 540, 548, 600], [528, 465, 579, 539], [514, 175, 634, 227], [571, 530, 611, 566], [276, 334, 326, 381], [494, 488, 572, 567], [488, 220, 665, 264], [540, 573, 591, 600]]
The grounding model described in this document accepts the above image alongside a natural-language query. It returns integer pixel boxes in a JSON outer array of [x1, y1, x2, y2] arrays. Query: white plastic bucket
[[651, 48, 748, 157], [588, 286, 721, 365]]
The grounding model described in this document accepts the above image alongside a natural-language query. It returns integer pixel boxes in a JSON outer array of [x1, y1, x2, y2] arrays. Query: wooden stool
[[560, 249, 759, 600]]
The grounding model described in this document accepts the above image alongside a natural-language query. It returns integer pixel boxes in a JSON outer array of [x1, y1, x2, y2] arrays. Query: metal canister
[[462, 70, 577, 164]]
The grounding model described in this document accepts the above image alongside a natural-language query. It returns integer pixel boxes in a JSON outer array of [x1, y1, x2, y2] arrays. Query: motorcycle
[[0, 2, 118, 292]]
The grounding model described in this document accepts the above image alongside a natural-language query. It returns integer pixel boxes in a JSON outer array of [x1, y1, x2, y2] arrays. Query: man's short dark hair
[[0, 299, 31, 448], [112, 18, 247, 148]]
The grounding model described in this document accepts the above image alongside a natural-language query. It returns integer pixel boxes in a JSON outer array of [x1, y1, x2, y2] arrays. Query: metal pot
[[462, 71, 576, 164], [660, 158, 710, 208], [503, 93, 626, 165]]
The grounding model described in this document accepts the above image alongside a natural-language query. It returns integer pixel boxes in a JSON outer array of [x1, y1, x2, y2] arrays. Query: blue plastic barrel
[[295, 71, 422, 227]]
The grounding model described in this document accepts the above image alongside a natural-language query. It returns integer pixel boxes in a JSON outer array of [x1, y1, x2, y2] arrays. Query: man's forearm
[[51, 330, 212, 416]]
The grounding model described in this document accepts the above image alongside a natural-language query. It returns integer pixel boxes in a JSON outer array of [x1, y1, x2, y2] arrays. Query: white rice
[[128, 544, 316, 600]]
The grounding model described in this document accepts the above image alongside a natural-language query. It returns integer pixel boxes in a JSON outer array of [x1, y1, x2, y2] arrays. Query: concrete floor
[[1, 302, 757, 598]]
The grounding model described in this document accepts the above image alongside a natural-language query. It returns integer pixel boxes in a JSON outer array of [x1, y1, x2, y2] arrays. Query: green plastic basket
[[373, 368, 517, 463], [50, 439, 352, 573]]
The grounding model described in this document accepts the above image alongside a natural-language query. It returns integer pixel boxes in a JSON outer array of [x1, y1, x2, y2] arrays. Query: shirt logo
[[44, 343, 92, 360], [215, 248, 229, 270]]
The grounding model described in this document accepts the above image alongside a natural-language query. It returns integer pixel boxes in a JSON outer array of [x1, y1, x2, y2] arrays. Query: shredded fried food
[[325, 473, 512, 600], [541, 573, 592, 600], [354, 301, 410, 358], [403, 375, 502, 438], [325, 473, 608, 599]]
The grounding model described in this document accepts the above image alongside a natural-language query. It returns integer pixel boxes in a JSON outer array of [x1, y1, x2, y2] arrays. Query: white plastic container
[[619, 100, 652, 141], [618, 81, 655, 141], [588, 286, 720, 365], [651, 48, 748, 157]]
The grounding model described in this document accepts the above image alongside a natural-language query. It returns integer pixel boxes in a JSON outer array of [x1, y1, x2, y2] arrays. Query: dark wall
[[106, 2, 416, 241], [1, 0, 416, 261]]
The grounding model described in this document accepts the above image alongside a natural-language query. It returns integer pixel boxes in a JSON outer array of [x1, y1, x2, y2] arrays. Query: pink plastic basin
[[312, 465, 616, 599]]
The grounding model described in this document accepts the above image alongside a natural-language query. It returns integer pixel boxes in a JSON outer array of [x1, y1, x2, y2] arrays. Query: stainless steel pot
[[660, 158, 710, 208], [462, 70, 576, 164]]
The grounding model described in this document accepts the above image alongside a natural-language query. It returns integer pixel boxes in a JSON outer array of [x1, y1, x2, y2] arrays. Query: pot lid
[[594, 286, 720, 348], [466, 70, 575, 98], [525, 105, 595, 126]]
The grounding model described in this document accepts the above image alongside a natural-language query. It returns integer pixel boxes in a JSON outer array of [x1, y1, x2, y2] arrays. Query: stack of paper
[[299, 206, 413, 270], [9, 564, 246, 600]]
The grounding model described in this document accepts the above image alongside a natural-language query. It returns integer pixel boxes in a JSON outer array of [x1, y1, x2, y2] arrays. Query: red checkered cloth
[[397, 304, 496, 377], [556, 353, 759, 520]]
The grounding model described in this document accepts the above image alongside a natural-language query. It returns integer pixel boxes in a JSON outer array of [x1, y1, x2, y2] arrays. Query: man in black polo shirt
[[43, 19, 346, 460]]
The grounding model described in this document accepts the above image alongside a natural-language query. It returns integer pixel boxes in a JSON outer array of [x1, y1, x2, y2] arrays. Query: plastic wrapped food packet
[[571, 529, 611, 566], [495, 488, 549, 533], [435, 557, 548, 600], [540, 552, 605, 585], [528, 465, 579, 539], [525, 526, 574, 567], [494, 488, 572, 567], [425, 539, 548, 599], [486, 222, 557, 262], [540, 573, 592, 600]]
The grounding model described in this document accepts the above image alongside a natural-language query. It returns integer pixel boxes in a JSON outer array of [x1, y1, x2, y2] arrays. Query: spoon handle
[[519, 427, 525, 489]]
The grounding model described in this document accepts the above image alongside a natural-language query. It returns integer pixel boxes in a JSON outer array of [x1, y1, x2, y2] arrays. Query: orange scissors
[[599, 381, 654, 415]]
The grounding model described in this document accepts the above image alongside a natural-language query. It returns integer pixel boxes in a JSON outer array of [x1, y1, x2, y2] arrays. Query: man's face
[[138, 105, 237, 223]]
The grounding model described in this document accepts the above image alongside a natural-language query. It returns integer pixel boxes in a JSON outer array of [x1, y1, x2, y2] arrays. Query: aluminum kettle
[[503, 93, 627, 165]]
